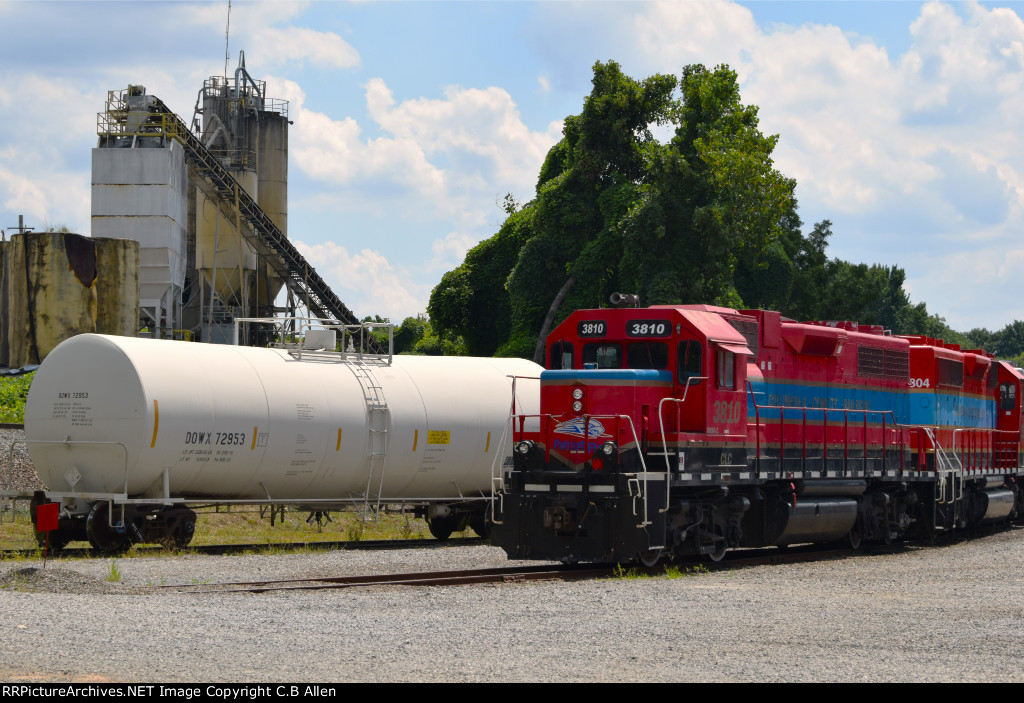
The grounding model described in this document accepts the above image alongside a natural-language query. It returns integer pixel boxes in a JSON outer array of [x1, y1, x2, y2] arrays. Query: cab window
[[1001, 382, 1017, 412], [678, 341, 703, 384], [550, 341, 574, 370], [716, 348, 735, 389], [583, 343, 622, 369], [628, 342, 668, 369]]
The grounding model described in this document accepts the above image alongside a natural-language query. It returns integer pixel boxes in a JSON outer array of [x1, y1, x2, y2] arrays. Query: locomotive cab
[[523, 306, 752, 474]]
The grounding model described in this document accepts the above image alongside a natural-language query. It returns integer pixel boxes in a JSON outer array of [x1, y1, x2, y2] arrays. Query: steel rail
[[159, 563, 614, 593]]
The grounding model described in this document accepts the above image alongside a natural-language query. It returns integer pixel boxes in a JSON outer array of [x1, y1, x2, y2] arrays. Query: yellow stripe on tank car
[[336, 428, 343, 452], [413, 429, 419, 451], [251, 427, 258, 450], [485, 431, 491, 453], [150, 400, 159, 448]]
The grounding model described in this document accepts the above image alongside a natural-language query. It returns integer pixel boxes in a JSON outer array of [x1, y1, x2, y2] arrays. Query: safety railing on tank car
[[489, 375, 541, 527], [951, 428, 1021, 471], [232, 317, 394, 364], [745, 381, 905, 476]]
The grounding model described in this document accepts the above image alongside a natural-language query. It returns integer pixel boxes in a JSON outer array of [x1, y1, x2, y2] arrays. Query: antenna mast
[[224, 0, 232, 80]]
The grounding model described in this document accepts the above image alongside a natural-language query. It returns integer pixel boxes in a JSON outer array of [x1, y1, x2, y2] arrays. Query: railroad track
[[0, 536, 484, 560], [144, 544, 897, 595], [156, 563, 614, 593]]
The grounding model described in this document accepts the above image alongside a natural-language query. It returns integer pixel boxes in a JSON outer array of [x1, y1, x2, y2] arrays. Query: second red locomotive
[[491, 300, 1024, 564]]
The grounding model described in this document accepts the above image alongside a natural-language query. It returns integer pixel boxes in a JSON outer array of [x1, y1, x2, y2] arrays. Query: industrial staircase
[[98, 88, 385, 353]]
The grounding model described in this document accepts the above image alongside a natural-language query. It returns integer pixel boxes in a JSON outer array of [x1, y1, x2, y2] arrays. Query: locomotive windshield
[[582, 343, 622, 369], [627, 342, 669, 369]]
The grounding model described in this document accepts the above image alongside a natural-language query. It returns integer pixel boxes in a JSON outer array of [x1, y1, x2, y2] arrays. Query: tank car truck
[[490, 301, 1024, 565]]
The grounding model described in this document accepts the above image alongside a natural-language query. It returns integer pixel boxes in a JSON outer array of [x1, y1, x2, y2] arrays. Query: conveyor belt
[[124, 96, 384, 353]]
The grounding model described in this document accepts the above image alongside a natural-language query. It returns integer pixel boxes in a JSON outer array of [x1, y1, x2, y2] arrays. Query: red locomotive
[[491, 299, 1024, 564]]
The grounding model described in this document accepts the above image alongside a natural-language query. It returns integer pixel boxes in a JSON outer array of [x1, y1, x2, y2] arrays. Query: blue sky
[[1, 1, 1023, 333]]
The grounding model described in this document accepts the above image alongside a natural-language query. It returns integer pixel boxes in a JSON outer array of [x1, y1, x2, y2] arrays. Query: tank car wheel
[[85, 502, 131, 554], [638, 549, 662, 568], [158, 507, 197, 550], [428, 515, 459, 541], [469, 512, 490, 540]]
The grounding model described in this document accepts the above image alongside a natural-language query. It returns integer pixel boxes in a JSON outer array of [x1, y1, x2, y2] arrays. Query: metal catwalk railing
[[98, 89, 384, 353]]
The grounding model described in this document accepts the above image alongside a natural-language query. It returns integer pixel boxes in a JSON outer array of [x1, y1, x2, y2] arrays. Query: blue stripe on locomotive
[[905, 390, 994, 428], [748, 378, 909, 425], [540, 369, 674, 384], [543, 371, 995, 430], [749, 379, 994, 429]]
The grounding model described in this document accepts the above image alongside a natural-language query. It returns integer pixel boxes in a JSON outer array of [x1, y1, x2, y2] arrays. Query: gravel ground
[[3, 425, 1024, 682], [1, 530, 1024, 683], [0, 427, 42, 494]]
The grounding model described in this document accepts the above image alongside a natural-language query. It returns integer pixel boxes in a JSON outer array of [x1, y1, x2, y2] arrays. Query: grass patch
[[0, 372, 33, 424], [612, 562, 710, 580]]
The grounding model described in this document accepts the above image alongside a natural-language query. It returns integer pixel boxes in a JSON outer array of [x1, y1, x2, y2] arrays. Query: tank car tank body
[[21, 333, 541, 551], [491, 302, 1024, 565]]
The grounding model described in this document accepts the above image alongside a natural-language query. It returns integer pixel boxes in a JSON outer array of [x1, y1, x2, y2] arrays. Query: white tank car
[[24, 334, 541, 551]]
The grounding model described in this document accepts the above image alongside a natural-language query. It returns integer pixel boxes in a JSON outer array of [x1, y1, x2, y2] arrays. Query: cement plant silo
[[92, 85, 188, 338], [191, 52, 288, 342], [0, 232, 138, 368]]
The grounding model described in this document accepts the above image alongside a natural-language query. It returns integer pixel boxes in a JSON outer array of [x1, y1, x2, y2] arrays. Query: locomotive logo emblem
[[553, 417, 611, 439]]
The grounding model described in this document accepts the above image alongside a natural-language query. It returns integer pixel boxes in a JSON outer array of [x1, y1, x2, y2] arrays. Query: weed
[[610, 564, 634, 581], [0, 372, 34, 424], [106, 560, 121, 582], [663, 564, 709, 579], [345, 521, 365, 542], [612, 562, 710, 580], [190, 576, 211, 585]]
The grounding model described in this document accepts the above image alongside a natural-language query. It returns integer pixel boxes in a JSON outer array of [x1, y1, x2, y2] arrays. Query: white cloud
[[430, 231, 478, 272], [293, 239, 430, 320], [254, 26, 360, 70], [273, 74, 560, 234]]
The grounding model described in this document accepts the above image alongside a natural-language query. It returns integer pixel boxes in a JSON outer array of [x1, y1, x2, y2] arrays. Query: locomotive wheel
[[428, 515, 459, 541], [706, 527, 727, 562], [846, 523, 863, 551], [638, 549, 662, 567], [85, 502, 131, 554]]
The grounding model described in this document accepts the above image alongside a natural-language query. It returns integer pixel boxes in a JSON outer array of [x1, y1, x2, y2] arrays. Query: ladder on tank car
[[350, 363, 390, 520]]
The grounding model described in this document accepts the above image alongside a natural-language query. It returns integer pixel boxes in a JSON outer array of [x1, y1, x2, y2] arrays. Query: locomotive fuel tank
[[25, 334, 541, 506]]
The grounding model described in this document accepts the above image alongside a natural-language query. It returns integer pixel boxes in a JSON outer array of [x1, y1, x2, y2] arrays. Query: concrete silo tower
[[188, 51, 288, 342]]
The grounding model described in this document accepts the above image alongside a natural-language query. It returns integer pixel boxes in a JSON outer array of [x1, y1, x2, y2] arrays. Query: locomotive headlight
[[573, 401, 583, 412], [600, 441, 617, 456], [572, 388, 584, 400], [515, 440, 535, 455]]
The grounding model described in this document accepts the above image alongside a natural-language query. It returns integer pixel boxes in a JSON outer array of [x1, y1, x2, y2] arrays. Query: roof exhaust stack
[[609, 292, 640, 308]]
